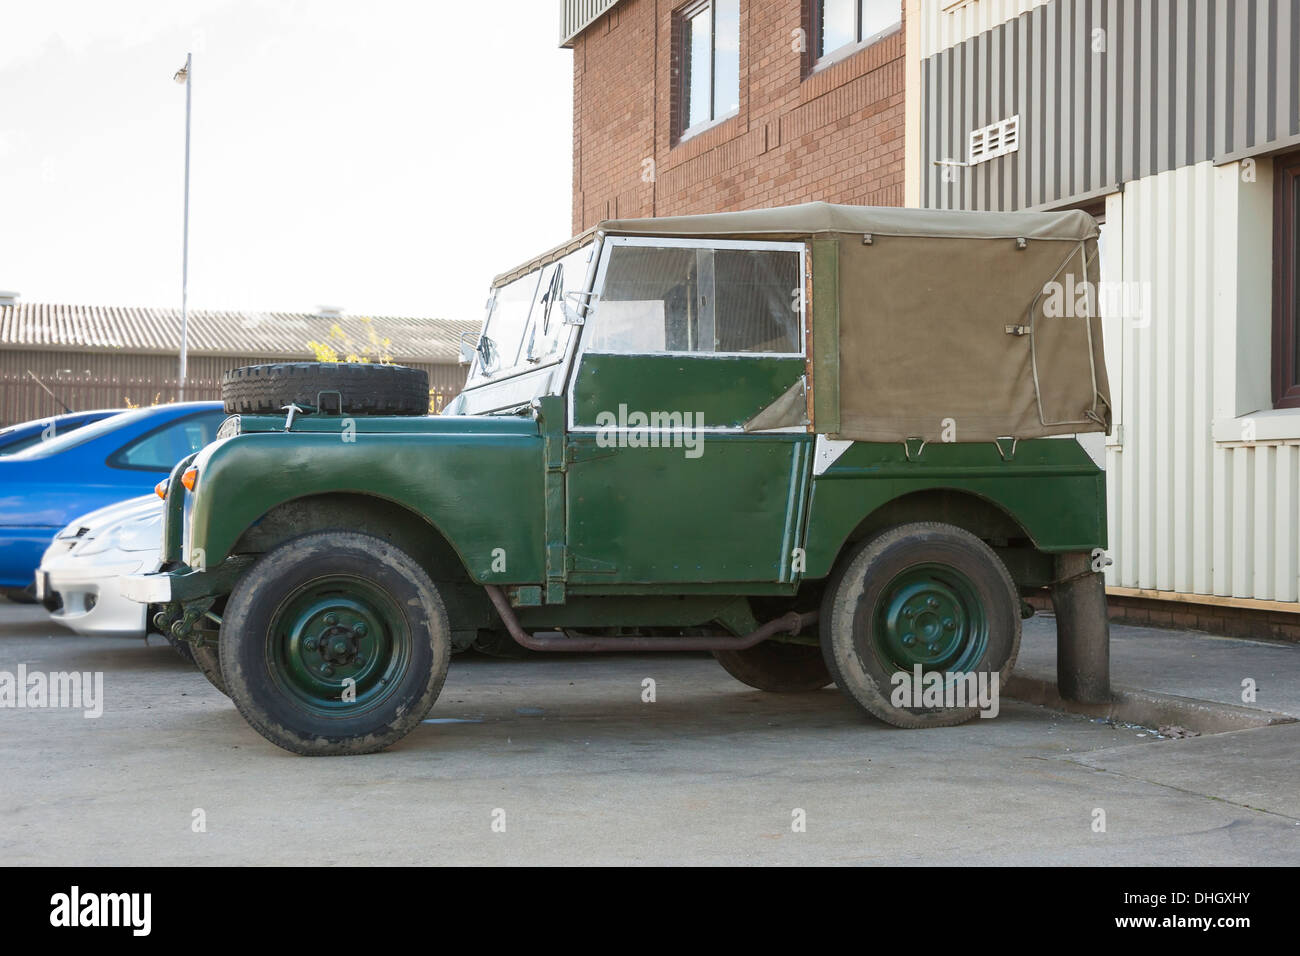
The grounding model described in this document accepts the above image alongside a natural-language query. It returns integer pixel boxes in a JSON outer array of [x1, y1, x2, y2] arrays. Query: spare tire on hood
[[221, 362, 429, 417]]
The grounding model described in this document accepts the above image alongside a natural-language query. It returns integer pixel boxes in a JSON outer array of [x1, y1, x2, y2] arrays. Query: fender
[[801, 438, 1107, 580], [182, 417, 546, 584]]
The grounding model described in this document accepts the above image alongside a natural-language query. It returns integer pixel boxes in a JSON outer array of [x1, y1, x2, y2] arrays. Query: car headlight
[[73, 513, 161, 556]]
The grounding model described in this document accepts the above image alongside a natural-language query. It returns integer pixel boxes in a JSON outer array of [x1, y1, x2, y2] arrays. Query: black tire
[[221, 362, 429, 417], [164, 633, 195, 666], [3, 585, 38, 604], [820, 522, 1020, 728], [219, 531, 450, 756], [189, 643, 229, 697], [713, 642, 832, 692]]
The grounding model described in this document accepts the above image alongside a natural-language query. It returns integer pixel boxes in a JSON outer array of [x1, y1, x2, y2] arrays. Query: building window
[[1275, 151, 1300, 409], [675, 0, 739, 140], [813, 0, 900, 64]]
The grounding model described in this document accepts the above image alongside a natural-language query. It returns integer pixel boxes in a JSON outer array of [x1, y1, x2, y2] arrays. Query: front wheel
[[821, 522, 1020, 728], [189, 642, 228, 696], [220, 531, 451, 755]]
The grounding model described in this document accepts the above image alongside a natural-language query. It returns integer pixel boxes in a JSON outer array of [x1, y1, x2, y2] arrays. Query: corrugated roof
[[0, 304, 480, 364]]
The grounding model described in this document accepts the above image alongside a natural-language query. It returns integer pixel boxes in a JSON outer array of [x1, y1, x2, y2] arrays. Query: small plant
[[307, 317, 393, 365]]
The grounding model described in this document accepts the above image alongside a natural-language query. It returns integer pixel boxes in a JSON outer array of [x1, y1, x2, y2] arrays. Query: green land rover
[[123, 202, 1113, 756]]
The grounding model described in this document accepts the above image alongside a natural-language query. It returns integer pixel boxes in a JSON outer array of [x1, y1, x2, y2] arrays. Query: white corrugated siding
[[1104, 161, 1300, 602], [919, 0, 1051, 60]]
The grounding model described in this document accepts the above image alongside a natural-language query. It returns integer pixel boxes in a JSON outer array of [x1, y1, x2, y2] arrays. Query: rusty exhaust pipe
[[483, 585, 817, 653]]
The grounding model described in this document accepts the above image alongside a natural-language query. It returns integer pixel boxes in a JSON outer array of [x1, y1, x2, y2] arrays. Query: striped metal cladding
[[560, 0, 623, 46], [921, 0, 1300, 211], [921, 0, 1051, 59]]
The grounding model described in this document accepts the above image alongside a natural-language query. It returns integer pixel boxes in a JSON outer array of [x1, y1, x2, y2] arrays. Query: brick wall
[[1025, 592, 1300, 645], [570, 0, 906, 234]]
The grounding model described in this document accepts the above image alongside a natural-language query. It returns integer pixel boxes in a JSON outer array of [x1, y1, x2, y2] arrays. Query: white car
[[36, 494, 163, 637]]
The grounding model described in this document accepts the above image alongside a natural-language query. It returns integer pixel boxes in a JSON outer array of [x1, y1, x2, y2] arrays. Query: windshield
[[5, 410, 132, 459], [467, 242, 593, 387]]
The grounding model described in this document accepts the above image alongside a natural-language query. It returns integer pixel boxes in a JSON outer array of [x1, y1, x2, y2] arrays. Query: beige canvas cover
[[832, 228, 1110, 442], [512, 203, 1111, 442]]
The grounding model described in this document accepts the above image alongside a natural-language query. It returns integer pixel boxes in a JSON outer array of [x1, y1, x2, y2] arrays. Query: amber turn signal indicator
[[181, 466, 198, 492], [154, 480, 168, 500]]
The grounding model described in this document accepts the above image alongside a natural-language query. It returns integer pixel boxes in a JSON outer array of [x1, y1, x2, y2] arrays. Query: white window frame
[[812, 0, 903, 71], [677, 0, 741, 142], [566, 235, 808, 435]]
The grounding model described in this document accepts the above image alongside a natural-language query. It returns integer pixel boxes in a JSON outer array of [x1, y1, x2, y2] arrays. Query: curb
[[1005, 674, 1297, 735]]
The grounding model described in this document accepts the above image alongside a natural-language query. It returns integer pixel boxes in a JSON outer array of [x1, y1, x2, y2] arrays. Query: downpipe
[[483, 585, 817, 653]]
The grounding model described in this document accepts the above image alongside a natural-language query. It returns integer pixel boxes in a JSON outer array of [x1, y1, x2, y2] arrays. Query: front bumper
[[120, 572, 174, 604], [38, 559, 150, 637], [120, 554, 255, 607]]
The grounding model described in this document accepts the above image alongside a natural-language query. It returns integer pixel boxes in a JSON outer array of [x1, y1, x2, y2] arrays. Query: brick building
[[562, 0, 909, 233]]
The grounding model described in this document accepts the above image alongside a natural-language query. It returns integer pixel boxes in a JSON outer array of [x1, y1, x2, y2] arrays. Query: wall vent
[[968, 115, 1020, 165]]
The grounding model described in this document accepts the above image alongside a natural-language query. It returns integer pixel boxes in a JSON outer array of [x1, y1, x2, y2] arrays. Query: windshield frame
[[465, 240, 596, 389]]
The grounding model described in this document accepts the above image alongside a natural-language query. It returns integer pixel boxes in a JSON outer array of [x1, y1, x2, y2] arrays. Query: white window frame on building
[[811, 0, 901, 70], [675, 0, 740, 142]]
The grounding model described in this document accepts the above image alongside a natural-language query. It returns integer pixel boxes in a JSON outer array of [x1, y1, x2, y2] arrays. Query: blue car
[[0, 409, 123, 456], [0, 402, 225, 598]]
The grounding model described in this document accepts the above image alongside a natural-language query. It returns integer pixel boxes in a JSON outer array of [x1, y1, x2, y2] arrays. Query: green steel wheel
[[220, 531, 450, 755], [821, 522, 1020, 728]]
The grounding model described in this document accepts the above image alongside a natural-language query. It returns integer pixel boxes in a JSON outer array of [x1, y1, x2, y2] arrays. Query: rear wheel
[[821, 522, 1020, 728], [220, 531, 450, 755], [713, 641, 832, 692]]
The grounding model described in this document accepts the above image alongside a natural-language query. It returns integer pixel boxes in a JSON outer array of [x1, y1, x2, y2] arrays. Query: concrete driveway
[[1, 603, 1297, 865]]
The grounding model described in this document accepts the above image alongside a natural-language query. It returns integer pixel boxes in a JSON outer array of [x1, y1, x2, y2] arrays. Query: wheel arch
[[808, 487, 1051, 590], [230, 491, 470, 582]]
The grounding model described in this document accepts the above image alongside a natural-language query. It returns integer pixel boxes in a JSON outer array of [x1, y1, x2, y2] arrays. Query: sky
[[0, 0, 575, 324]]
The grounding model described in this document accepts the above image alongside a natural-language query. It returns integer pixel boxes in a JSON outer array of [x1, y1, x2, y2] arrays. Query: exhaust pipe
[[483, 585, 816, 653]]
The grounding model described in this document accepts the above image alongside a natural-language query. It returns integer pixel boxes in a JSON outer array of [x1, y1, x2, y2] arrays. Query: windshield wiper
[[477, 334, 497, 370]]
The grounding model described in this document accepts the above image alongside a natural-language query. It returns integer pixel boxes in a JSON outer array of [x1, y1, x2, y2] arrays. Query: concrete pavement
[[0, 603, 1297, 865]]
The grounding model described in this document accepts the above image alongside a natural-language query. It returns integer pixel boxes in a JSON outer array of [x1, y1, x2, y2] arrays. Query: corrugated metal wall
[[0, 350, 467, 426], [1104, 163, 1300, 602], [921, 0, 1300, 210], [918, 0, 1300, 605], [920, 0, 1051, 59]]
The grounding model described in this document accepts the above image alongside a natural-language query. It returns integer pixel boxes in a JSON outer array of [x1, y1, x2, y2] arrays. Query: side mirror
[[458, 331, 480, 367]]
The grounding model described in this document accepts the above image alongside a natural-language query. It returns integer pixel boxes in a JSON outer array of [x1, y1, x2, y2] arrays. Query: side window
[[589, 244, 802, 355], [675, 0, 740, 140], [110, 414, 220, 471], [812, 0, 901, 65]]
